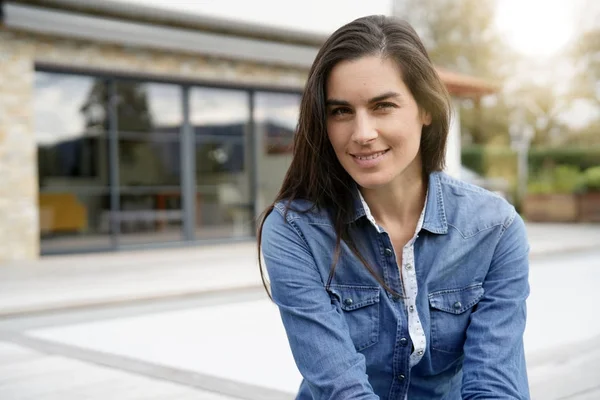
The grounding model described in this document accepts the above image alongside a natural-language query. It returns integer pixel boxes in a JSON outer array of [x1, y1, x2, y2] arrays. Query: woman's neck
[[360, 172, 427, 229]]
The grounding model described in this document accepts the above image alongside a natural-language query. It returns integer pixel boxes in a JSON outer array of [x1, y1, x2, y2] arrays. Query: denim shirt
[[261, 171, 530, 400]]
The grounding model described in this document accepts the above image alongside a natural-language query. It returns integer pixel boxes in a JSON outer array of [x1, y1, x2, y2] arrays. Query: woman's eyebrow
[[367, 91, 401, 103], [325, 91, 402, 107]]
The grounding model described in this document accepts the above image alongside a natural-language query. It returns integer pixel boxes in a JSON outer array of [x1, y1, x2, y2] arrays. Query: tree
[[512, 83, 570, 147], [570, 28, 600, 116], [394, 0, 517, 145], [81, 81, 153, 164], [394, 0, 513, 80]]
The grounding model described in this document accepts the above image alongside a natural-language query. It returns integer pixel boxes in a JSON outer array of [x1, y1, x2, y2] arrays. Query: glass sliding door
[[35, 70, 303, 253], [253, 91, 301, 214], [35, 72, 112, 253], [190, 87, 253, 239], [114, 81, 184, 245]]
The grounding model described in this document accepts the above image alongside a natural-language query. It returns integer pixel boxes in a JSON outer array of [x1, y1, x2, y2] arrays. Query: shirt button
[[398, 374, 406, 381], [406, 263, 413, 270], [408, 305, 415, 312], [384, 248, 393, 256], [418, 350, 424, 356], [344, 298, 353, 306], [399, 337, 408, 346], [454, 301, 462, 310]]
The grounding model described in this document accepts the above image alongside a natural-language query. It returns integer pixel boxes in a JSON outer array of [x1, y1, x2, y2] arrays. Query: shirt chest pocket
[[428, 283, 484, 353], [328, 285, 381, 351]]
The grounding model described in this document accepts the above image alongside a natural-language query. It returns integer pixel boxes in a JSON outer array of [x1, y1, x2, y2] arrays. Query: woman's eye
[[374, 102, 397, 111], [330, 107, 351, 116]]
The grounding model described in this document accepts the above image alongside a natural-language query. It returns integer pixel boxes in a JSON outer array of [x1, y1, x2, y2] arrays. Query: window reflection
[[35, 72, 111, 251], [36, 73, 109, 188], [35, 70, 302, 252], [190, 87, 253, 239], [115, 81, 184, 244], [254, 92, 301, 212], [255, 92, 300, 155]]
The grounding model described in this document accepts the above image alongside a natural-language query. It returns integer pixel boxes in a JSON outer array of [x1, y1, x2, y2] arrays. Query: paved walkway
[[0, 341, 237, 400], [0, 223, 598, 317]]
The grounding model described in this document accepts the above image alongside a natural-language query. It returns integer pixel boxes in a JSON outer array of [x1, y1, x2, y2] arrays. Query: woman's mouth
[[350, 149, 390, 168]]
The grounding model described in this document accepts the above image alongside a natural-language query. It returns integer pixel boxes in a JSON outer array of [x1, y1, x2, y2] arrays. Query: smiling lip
[[350, 149, 389, 168]]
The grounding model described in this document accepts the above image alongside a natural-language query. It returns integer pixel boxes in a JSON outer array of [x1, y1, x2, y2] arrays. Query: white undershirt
[[359, 190, 428, 376]]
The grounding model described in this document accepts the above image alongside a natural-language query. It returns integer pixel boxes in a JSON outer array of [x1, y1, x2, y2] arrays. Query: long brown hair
[[257, 15, 451, 298]]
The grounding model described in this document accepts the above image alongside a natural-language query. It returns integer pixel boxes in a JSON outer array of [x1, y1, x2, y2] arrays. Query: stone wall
[[0, 29, 38, 262], [0, 26, 308, 263]]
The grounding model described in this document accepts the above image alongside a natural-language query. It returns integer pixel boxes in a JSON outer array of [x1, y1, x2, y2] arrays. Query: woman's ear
[[421, 110, 432, 126]]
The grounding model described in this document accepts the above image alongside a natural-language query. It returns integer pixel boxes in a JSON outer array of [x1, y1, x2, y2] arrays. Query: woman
[[258, 15, 530, 400]]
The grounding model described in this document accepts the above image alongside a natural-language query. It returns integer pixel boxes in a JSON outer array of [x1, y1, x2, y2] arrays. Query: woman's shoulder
[[260, 199, 334, 253], [435, 172, 519, 231], [263, 199, 333, 229]]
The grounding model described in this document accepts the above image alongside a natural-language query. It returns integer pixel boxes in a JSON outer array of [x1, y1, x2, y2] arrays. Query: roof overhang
[[5, 0, 329, 45], [2, 1, 499, 97], [437, 68, 498, 98], [2, 2, 320, 68]]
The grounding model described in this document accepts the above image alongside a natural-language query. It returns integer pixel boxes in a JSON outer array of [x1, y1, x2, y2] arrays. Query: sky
[[118, 0, 394, 35]]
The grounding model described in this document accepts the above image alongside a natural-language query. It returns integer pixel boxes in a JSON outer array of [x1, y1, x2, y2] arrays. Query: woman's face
[[325, 56, 431, 190]]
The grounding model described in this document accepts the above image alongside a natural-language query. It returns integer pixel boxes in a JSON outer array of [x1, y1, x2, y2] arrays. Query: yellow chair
[[39, 193, 88, 233]]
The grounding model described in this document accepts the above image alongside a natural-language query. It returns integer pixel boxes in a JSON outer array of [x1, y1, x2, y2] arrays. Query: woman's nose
[[351, 113, 378, 145]]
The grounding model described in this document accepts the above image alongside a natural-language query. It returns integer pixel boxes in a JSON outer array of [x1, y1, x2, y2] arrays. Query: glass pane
[[190, 87, 252, 239], [115, 81, 184, 244], [116, 82, 182, 187], [39, 192, 111, 252], [118, 135, 181, 187], [255, 92, 300, 155], [254, 92, 301, 213], [195, 192, 254, 239], [35, 72, 109, 189], [34, 72, 112, 252], [117, 189, 184, 245]]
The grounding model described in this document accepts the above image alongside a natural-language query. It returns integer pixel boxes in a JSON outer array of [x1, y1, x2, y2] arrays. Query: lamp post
[[509, 107, 534, 205]]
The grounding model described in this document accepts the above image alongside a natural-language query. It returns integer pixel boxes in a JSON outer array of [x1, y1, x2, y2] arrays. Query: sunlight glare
[[495, 0, 575, 58]]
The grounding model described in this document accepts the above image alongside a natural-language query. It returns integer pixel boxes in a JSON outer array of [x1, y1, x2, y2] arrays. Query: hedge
[[461, 146, 600, 179]]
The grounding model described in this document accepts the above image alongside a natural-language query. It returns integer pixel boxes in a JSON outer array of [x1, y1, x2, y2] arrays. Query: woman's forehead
[[326, 56, 409, 102]]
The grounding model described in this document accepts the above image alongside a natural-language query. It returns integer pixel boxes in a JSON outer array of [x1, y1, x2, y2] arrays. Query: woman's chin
[[351, 173, 393, 190]]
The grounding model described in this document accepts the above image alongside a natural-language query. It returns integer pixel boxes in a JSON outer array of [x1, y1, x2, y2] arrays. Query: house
[[0, 0, 496, 261]]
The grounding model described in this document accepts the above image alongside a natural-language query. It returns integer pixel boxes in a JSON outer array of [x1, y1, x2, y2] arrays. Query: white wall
[[445, 99, 462, 179]]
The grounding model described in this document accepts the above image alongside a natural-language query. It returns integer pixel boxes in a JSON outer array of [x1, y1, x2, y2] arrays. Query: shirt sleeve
[[461, 210, 531, 399], [261, 207, 380, 400]]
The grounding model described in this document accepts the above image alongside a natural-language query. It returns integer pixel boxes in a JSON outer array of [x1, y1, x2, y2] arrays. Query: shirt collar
[[347, 171, 448, 235]]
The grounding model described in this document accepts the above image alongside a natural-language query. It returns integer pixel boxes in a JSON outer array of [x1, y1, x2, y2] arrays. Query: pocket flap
[[327, 285, 380, 311], [428, 283, 484, 314]]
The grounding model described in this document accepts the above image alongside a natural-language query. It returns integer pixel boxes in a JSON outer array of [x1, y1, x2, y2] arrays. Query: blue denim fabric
[[261, 171, 530, 400]]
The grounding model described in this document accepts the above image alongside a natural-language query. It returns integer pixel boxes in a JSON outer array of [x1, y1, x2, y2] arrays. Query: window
[[35, 69, 301, 253], [35, 72, 112, 252], [253, 92, 301, 211], [190, 87, 252, 239]]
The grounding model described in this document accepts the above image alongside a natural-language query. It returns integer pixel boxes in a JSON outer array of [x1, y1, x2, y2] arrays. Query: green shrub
[[462, 146, 600, 178], [527, 181, 554, 195], [528, 147, 600, 177], [582, 166, 600, 192], [526, 165, 583, 194], [461, 145, 485, 175], [553, 165, 584, 194]]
